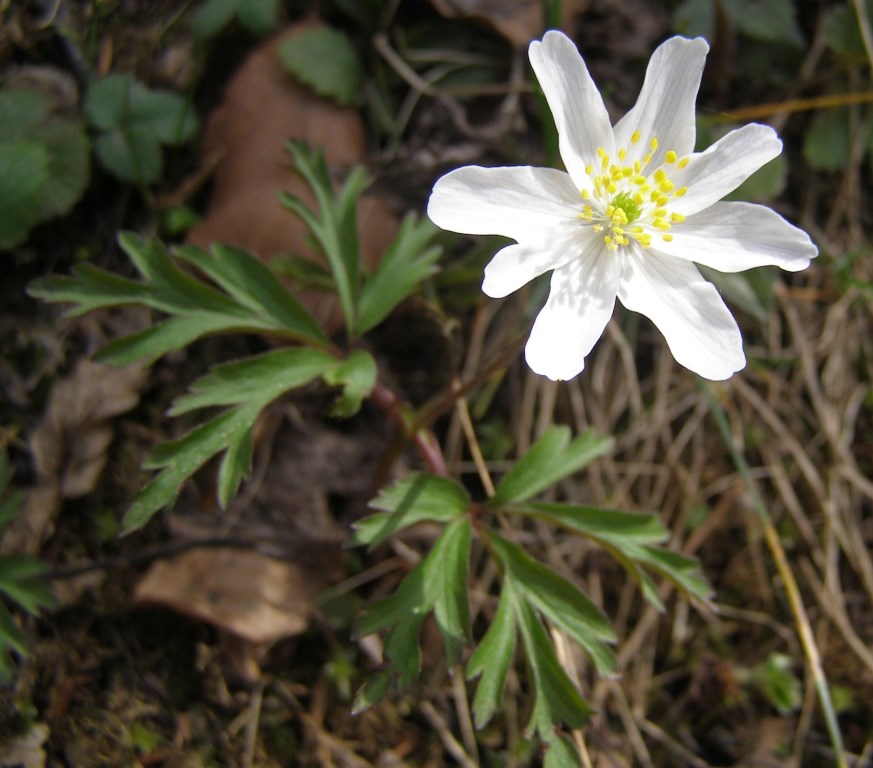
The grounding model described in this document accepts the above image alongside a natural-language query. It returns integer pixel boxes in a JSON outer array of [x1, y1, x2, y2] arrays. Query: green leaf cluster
[[0, 88, 90, 249], [86, 74, 199, 185], [29, 141, 441, 531], [0, 455, 55, 682], [281, 141, 442, 341], [674, 0, 803, 47], [191, 0, 280, 41], [279, 26, 364, 107], [30, 232, 382, 531], [353, 427, 711, 756]]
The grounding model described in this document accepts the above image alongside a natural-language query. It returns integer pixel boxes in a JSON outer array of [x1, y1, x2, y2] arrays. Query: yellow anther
[[634, 160, 641, 174], [675, 186, 687, 197], [657, 195, 669, 206], [634, 192, 644, 205], [585, 164, 593, 175], [678, 157, 690, 169], [581, 188, 589, 199], [662, 234, 674, 242], [653, 219, 671, 231], [650, 137, 659, 150], [653, 208, 667, 218], [634, 176, 646, 186], [618, 148, 627, 161], [622, 167, 633, 178], [665, 150, 677, 164], [604, 235, 617, 251], [631, 130, 641, 144], [638, 233, 652, 247], [659, 181, 674, 193], [607, 182, 617, 193], [670, 212, 685, 223], [593, 224, 603, 232], [654, 169, 666, 183], [643, 152, 653, 165]]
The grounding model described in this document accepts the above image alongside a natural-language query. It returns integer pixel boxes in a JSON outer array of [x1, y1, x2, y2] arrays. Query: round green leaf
[[95, 129, 163, 185], [279, 26, 364, 106], [0, 140, 49, 248]]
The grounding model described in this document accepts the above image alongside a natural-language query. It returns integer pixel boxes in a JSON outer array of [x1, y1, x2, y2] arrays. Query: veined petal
[[483, 226, 600, 298], [617, 249, 744, 380], [427, 165, 581, 242], [614, 36, 708, 164], [529, 30, 615, 191], [525, 242, 620, 380], [670, 124, 782, 216], [654, 201, 818, 273]]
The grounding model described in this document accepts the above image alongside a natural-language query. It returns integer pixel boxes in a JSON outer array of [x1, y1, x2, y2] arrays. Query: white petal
[[529, 31, 615, 190], [614, 36, 708, 163], [427, 165, 581, 241], [617, 249, 744, 380], [653, 201, 818, 273], [525, 243, 620, 380], [483, 226, 600, 298], [670, 124, 783, 216]]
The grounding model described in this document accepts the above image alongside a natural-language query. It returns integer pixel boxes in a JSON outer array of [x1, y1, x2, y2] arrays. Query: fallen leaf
[[427, 0, 590, 46], [29, 360, 148, 498], [188, 22, 397, 335], [1, 361, 146, 557], [134, 545, 340, 646]]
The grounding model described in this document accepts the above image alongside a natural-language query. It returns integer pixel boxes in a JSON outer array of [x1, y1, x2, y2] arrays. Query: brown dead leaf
[[427, 0, 590, 46], [188, 22, 397, 335], [134, 546, 338, 646], [1, 361, 146, 557], [30, 360, 147, 498]]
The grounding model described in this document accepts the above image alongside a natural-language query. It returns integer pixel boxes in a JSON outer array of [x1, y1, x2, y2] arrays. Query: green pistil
[[611, 191, 641, 223]]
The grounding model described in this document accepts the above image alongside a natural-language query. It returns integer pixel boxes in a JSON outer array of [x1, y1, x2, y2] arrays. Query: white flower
[[427, 31, 817, 381]]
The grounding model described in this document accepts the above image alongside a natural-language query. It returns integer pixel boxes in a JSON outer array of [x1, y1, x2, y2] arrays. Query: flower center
[[578, 132, 689, 252]]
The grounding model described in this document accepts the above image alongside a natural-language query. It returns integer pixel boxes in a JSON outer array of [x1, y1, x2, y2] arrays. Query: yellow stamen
[[665, 150, 677, 164], [631, 130, 641, 144], [678, 157, 689, 169]]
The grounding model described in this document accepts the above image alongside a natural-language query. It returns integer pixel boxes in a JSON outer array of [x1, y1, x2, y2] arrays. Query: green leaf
[[752, 652, 802, 714], [281, 142, 369, 338], [510, 581, 594, 736], [86, 74, 198, 184], [169, 347, 337, 415], [0, 140, 48, 248], [803, 108, 851, 171], [322, 348, 377, 417], [354, 520, 472, 692], [517, 502, 711, 606], [30, 119, 91, 221], [0, 555, 54, 615], [429, 518, 472, 664], [236, 0, 280, 35], [467, 586, 516, 727], [352, 670, 392, 714], [124, 349, 337, 531], [543, 735, 581, 768], [520, 503, 668, 544], [825, 2, 873, 59], [356, 214, 442, 336], [489, 532, 616, 675], [0, 601, 27, 658], [725, 155, 786, 203], [489, 427, 613, 507], [191, 0, 240, 41], [0, 89, 51, 137], [722, 0, 803, 46], [94, 128, 163, 185], [30, 233, 331, 365], [278, 25, 364, 106], [352, 473, 470, 548], [175, 243, 328, 344]]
